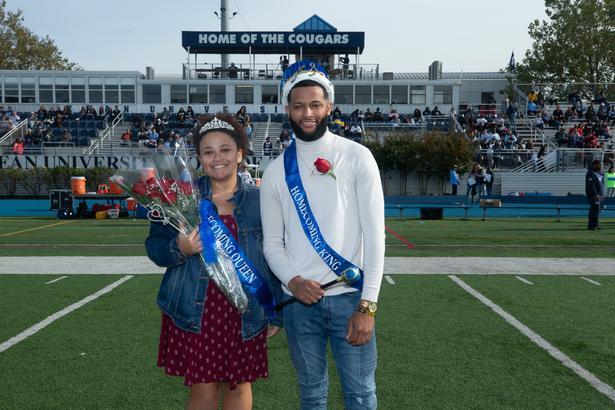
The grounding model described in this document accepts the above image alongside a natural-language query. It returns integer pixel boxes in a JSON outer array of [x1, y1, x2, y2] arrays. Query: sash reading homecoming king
[[199, 200, 276, 318], [283, 142, 363, 290]]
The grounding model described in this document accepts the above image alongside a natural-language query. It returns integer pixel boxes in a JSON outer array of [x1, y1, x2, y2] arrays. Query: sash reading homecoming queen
[[284, 141, 364, 290], [199, 200, 276, 318]]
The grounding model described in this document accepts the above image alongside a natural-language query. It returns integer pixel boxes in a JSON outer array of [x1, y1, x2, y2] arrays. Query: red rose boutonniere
[[314, 157, 336, 180]]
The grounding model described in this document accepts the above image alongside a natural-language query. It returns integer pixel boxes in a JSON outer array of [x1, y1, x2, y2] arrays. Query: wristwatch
[[356, 300, 377, 317]]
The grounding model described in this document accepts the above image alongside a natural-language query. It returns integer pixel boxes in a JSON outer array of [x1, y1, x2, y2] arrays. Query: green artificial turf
[[1, 216, 614, 258], [385, 218, 615, 257], [1, 275, 613, 409]]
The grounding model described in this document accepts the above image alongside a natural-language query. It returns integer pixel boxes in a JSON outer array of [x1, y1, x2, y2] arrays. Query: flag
[[508, 51, 516, 71]]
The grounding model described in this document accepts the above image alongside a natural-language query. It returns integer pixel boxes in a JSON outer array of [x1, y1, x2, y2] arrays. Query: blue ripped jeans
[[282, 291, 377, 410]]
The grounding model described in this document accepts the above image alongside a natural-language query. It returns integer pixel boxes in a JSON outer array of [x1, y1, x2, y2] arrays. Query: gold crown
[[199, 116, 234, 134]]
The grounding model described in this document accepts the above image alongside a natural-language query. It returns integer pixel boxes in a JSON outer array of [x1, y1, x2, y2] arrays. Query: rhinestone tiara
[[199, 116, 234, 134]]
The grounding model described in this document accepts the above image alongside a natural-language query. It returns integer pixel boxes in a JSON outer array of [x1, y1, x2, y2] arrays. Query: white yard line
[[0, 275, 133, 353], [45, 276, 68, 285], [449, 275, 615, 404], [515, 276, 534, 285], [580, 277, 602, 286], [385, 275, 395, 285]]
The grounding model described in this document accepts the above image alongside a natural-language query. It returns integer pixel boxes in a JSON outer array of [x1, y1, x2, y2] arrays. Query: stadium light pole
[[214, 0, 238, 78]]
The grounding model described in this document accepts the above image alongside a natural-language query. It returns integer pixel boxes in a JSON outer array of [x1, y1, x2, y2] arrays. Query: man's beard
[[290, 116, 328, 142]]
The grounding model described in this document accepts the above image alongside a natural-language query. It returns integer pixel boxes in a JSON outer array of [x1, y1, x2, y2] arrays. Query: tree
[[515, 0, 614, 88], [0, 1, 80, 70]]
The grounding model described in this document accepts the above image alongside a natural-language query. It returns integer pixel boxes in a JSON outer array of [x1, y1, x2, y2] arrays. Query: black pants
[[452, 184, 458, 195], [588, 201, 600, 229]]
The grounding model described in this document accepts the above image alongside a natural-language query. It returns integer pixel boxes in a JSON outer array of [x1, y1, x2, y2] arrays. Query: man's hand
[[346, 312, 375, 346], [176, 228, 202, 257], [267, 325, 282, 338], [287, 275, 324, 305]]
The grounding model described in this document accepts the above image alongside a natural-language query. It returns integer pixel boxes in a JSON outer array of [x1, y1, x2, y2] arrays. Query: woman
[[145, 113, 282, 410]]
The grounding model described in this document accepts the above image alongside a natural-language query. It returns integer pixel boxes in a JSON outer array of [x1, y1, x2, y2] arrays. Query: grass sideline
[[0, 216, 614, 257], [1, 274, 614, 409]]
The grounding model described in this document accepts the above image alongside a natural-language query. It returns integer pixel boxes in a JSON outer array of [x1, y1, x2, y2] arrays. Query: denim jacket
[[145, 175, 283, 339]]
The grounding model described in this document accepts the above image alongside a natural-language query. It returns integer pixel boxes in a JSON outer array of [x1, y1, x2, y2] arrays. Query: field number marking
[[0, 275, 133, 353], [450, 275, 615, 404]]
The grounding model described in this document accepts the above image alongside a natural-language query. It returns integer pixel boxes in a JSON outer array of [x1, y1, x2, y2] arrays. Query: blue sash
[[283, 141, 363, 290], [199, 200, 276, 318]]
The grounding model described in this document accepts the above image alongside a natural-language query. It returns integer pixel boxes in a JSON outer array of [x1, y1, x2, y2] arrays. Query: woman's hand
[[176, 227, 202, 257], [267, 325, 282, 338]]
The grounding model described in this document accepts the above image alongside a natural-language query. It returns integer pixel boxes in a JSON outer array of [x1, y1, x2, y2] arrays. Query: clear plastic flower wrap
[[110, 142, 248, 313]]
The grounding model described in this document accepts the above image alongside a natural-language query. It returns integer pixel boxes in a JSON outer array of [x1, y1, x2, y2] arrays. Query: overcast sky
[[10, 0, 547, 75]]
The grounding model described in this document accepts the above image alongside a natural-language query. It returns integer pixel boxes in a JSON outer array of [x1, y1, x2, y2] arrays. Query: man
[[260, 61, 384, 409], [450, 165, 460, 195], [585, 160, 604, 230]]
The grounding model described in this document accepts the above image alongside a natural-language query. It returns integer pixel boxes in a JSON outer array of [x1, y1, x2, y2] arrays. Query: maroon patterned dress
[[157, 215, 268, 389]]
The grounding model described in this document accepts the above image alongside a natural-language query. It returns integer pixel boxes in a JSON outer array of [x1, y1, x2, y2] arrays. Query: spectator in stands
[[388, 109, 400, 122], [503, 129, 517, 148], [61, 130, 72, 146], [552, 104, 564, 123], [449, 165, 459, 195], [485, 167, 494, 196], [280, 55, 289, 72], [423, 106, 432, 116], [186, 106, 195, 119], [52, 113, 64, 128], [121, 129, 132, 144], [332, 106, 342, 119], [364, 108, 373, 122], [238, 163, 255, 186], [228, 62, 239, 79], [413, 108, 423, 122], [506, 101, 518, 130], [527, 100, 538, 116], [604, 164, 615, 197], [431, 106, 442, 116], [373, 108, 384, 122], [349, 122, 362, 141], [12, 138, 24, 155], [245, 121, 253, 140], [585, 159, 604, 230], [36, 105, 48, 121], [340, 54, 350, 78], [466, 163, 482, 202], [263, 137, 273, 157]]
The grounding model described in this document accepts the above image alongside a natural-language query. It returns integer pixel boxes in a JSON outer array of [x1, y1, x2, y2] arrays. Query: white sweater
[[260, 131, 385, 302]]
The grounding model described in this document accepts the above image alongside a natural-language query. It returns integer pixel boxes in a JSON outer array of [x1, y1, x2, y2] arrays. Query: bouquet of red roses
[[110, 146, 248, 313]]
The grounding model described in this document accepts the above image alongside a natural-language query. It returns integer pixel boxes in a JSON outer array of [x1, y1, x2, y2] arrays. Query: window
[[209, 85, 226, 104], [19, 77, 35, 103], [373, 85, 389, 104], [391, 85, 408, 104], [4, 77, 19, 103], [71, 78, 85, 104], [143, 84, 162, 104], [261, 85, 278, 104], [355, 85, 371, 104], [335, 85, 353, 104], [171, 84, 187, 104], [55, 78, 69, 104], [189, 85, 208, 104], [481, 92, 495, 104], [410, 86, 426, 105], [235, 85, 254, 104], [105, 85, 119, 104], [434, 85, 452, 105], [88, 78, 103, 103], [121, 84, 135, 104]]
